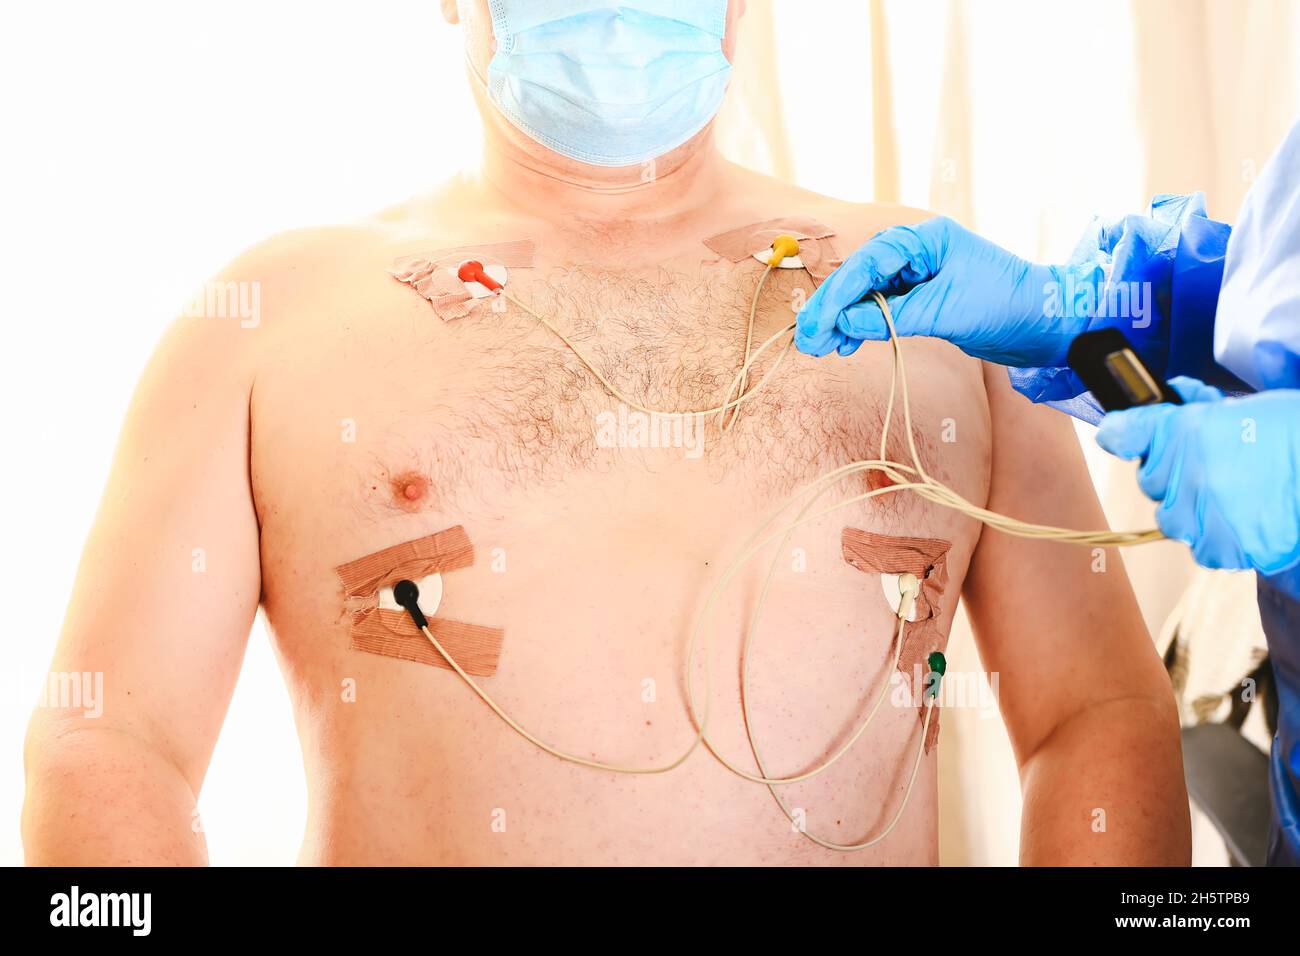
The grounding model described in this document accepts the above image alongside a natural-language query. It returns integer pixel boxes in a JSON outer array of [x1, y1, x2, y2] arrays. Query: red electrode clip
[[457, 260, 503, 294]]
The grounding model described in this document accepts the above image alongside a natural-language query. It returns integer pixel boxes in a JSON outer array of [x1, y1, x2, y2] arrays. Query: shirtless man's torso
[[23, 0, 1189, 866]]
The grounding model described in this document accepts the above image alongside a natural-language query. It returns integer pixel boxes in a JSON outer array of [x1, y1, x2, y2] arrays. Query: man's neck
[[476, 110, 728, 227]]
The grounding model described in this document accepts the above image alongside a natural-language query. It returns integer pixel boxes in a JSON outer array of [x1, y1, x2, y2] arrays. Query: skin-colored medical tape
[[702, 216, 843, 285], [842, 528, 952, 752], [390, 238, 536, 322], [335, 525, 504, 677], [702, 217, 842, 428]]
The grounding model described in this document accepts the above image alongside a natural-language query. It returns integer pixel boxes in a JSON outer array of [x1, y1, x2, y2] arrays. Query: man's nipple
[[390, 470, 432, 511]]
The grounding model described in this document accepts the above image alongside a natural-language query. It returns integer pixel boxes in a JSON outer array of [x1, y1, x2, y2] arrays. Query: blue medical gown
[[1008, 193, 1250, 421], [1032, 120, 1300, 865], [1223, 120, 1300, 866]]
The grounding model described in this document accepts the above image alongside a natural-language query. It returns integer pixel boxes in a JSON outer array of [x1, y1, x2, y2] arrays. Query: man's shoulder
[[798, 194, 932, 249], [221, 220, 398, 289], [223, 186, 484, 300], [200, 212, 429, 339], [723, 163, 933, 248]]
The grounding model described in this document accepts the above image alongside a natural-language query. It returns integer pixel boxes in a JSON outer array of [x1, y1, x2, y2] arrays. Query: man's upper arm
[[32, 271, 263, 793], [961, 363, 1172, 763]]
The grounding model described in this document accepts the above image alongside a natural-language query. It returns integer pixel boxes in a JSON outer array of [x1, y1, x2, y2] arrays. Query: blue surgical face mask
[[479, 0, 732, 167]]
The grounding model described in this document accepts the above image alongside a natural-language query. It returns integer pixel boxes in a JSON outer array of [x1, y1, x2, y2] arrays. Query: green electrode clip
[[926, 651, 947, 700]]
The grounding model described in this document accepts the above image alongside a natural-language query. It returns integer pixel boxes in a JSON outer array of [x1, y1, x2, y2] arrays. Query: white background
[[1, 0, 484, 866]]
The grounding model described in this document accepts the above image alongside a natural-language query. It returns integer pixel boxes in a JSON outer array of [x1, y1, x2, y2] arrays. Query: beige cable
[[403, 266, 1164, 851], [506, 275, 1162, 547], [501, 263, 788, 422], [418, 620, 708, 774], [720, 263, 772, 431]]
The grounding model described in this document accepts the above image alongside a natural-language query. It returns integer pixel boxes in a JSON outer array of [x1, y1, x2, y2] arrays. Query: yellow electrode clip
[[768, 234, 801, 267]]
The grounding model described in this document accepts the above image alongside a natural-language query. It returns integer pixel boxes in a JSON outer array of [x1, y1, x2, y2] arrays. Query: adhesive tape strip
[[335, 525, 505, 677]]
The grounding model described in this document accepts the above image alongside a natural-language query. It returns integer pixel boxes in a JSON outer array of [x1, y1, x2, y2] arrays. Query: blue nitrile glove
[[795, 216, 1095, 367], [797, 197, 1241, 424], [1096, 377, 1300, 576]]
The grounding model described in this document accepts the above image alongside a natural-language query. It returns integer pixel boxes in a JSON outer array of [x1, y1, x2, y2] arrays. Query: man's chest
[[251, 256, 990, 852], [279, 263, 886, 489], [250, 256, 991, 557]]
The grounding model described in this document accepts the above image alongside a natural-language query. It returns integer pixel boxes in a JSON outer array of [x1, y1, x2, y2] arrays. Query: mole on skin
[[389, 470, 432, 512]]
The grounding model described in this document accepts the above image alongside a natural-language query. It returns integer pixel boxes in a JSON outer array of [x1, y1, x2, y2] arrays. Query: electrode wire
[[403, 269, 1163, 846], [506, 271, 1161, 547], [734, 373, 933, 847], [406, 479, 922, 786], [720, 263, 772, 431], [789, 702, 933, 852], [865, 288, 1163, 546], [405, 289, 919, 784], [681, 471, 930, 786], [417, 620, 709, 775], [502, 263, 791, 422], [408, 460, 911, 783]]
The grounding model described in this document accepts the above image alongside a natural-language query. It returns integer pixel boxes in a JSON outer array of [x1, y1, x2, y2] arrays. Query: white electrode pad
[[751, 247, 804, 269], [379, 572, 444, 616]]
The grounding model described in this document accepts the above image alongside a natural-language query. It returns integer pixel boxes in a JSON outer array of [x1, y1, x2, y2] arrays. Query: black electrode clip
[[392, 579, 428, 629]]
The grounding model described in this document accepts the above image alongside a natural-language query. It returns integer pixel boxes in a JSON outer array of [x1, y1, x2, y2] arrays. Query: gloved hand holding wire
[[796, 197, 1237, 424], [794, 216, 1099, 366]]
